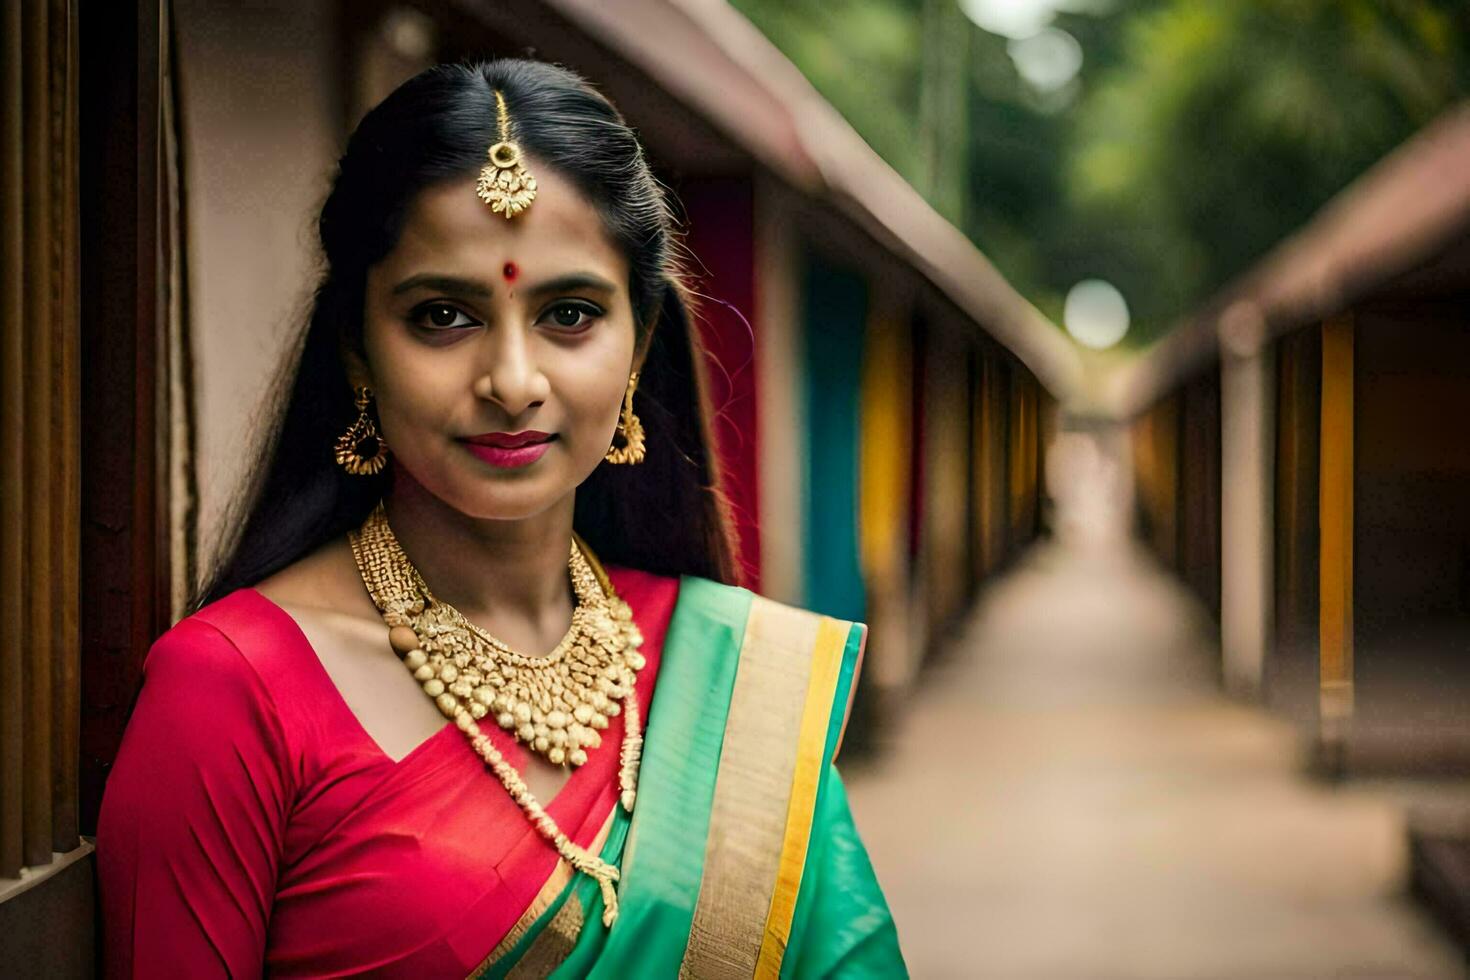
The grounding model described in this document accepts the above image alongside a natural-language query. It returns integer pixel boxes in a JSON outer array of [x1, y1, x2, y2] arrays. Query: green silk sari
[[473, 577, 907, 979]]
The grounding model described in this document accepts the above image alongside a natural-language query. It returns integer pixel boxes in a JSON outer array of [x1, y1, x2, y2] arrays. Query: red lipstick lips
[[461, 430, 554, 468]]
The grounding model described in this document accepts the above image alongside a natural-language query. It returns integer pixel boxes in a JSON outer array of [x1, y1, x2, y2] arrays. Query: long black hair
[[195, 58, 738, 609]]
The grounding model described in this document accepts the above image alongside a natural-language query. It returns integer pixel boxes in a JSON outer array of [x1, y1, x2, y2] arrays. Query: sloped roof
[[1109, 100, 1470, 418]]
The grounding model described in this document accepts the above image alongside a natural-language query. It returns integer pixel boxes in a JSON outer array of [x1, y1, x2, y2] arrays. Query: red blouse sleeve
[[96, 616, 293, 979]]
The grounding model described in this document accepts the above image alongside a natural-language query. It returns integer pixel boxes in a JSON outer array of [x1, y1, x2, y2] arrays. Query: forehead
[[378, 161, 627, 283]]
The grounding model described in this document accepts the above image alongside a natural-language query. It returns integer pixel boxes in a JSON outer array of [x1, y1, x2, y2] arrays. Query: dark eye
[[411, 302, 479, 330], [542, 301, 602, 331]]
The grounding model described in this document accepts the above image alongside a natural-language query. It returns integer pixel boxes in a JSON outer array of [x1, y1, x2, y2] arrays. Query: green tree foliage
[[731, 0, 1469, 347], [1071, 0, 1470, 343], [733, 0, 927, 183]]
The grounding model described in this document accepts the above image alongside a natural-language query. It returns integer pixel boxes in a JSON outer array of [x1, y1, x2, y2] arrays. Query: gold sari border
[[472, 805, 618, 977], [755, 615, 851, 979], [679, 596, 823, 979], [505, 897, 584, 980]]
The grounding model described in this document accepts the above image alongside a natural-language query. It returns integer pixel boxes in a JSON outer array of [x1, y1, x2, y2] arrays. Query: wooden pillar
[[1318, 313, 1355, 753], [1178, 373, 1222, 617], [858, 301, 914, 695], [1006, 367, 1035, 552], [1037, 390, 1058, 535], [967, 349, 986, 585], [1220, 340, 1275, 697], [923, 322, 972, 629], [1274, 327, 1322, 718], [1, 0, 82, 880], [754, 178, 805, 606], [1132, 395, 1179, 567], [20, 0, 57, 872], [0, 0, 26, 881], [79, 0, 171, 836], [973, 352, 1008, 576], [1, 1, 100, 968], [1020, 374, 1041, 544]]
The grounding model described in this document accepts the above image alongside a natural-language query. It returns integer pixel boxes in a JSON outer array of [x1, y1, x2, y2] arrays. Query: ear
[[631, 338, 651, 375], [631, 290, 667, 375], [339, 334, 374, 391]]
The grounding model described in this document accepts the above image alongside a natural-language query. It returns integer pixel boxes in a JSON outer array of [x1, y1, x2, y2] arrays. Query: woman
[[96, 58, 905, 978]]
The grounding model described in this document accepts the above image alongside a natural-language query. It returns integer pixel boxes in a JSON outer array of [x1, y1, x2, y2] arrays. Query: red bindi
[[502, 261, 519, 282]]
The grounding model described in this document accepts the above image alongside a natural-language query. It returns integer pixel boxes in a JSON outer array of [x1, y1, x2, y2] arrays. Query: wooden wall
[[2, 0, 83, 878], [1132, 365, 1223, 620], [2, 0, 170, 973]]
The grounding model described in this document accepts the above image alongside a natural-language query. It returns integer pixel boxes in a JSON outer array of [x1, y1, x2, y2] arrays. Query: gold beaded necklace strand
[[347, 502, 645, 926]]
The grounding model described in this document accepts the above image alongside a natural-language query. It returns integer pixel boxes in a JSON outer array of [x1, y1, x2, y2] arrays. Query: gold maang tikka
[[476, 91, 537, 218]]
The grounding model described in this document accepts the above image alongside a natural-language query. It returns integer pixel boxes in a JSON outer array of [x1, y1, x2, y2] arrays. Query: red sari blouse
[[95, 566, 679, 978]]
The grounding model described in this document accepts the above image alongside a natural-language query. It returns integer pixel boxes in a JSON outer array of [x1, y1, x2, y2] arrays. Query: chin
[[389, 453, 574, 523], [445, 473, 571, 522]]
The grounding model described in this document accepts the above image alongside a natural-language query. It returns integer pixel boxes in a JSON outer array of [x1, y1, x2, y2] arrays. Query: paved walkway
[[843, 436, 1464, 979]]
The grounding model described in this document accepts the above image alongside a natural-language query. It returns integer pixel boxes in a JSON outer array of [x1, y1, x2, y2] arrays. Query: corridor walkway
[[842, 436, 1464, 979]]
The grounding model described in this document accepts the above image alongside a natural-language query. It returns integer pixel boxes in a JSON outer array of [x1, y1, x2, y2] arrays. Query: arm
[[96, 617, 293, 979]]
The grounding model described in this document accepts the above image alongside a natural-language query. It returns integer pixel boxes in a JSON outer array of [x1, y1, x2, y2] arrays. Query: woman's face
[[356, 161, 637, 522]]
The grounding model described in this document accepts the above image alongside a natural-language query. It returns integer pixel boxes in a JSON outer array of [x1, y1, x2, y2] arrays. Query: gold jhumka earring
[[334, 385, 390, 476], [476, 91, 537, 218], [604, 372, 646, 465]]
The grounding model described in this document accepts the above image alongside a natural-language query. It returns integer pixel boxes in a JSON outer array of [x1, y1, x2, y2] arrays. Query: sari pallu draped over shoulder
[[475, 577, 908, 979]]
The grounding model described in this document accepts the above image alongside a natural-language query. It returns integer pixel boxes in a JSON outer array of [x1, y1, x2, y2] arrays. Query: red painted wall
[[678, 177, 761, 590]]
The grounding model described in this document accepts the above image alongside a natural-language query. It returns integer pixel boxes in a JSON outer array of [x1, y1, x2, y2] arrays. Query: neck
[[380, 470, 575, 632]]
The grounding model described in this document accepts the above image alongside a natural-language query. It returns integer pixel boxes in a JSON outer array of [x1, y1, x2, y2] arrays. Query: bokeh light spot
[[1064, 279, 1130, 349]]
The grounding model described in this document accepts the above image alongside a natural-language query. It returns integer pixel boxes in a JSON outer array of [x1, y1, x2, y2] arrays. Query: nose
[[472, 323, 550, 418]]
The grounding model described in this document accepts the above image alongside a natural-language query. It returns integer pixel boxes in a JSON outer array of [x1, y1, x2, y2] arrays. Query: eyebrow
[[390, 271, 618, 298], [391, 274, 492, 298], [527, 272, 618, 296]]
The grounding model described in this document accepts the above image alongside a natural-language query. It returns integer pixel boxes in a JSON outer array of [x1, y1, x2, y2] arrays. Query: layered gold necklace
[[348, 502, 644, 925]]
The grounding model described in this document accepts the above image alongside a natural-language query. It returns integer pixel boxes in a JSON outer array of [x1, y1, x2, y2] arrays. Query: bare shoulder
[[253, 534, 380, 623]]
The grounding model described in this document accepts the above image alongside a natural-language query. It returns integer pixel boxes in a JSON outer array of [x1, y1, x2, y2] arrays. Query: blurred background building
[[2, 0, 1469, 975]]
